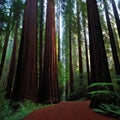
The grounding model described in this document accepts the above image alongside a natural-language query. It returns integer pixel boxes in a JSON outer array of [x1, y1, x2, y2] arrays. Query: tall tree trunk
[[76, 2, 83, 77], [57, 0, 61, 62], [103, 0, 120, 75], [76, 3, 83, 74], [110, 0, 120, 37], [0, 30, 10, 80], [12, 0, 38, 102], [83, 23, 90, 85], [87, 0, 113, 108], [39, 0, 44, 101], [69, 15, 74, 94], [0, 2, 14, 80], [112, 25, 120, 60], [76, 1, 83, 85], [6, 18, 19, 98], [0, 8, 12, 80], [40, 0, 60, 103]]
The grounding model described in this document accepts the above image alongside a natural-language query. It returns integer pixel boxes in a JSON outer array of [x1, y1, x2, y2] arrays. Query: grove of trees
[[0, 0, 120, 109]]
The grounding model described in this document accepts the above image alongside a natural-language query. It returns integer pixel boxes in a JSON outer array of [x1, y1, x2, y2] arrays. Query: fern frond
[[88, 82, 113, 88]]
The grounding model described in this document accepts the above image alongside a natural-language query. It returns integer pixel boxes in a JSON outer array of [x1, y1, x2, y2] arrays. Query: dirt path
[[24, 101, 116, 120]]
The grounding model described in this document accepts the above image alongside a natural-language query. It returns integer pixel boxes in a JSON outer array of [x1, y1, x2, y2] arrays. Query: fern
[[94, 104, 120, 118], [88, 82, 113, 88], [88, 90, 113, 98], [89, 81, 120, 119]]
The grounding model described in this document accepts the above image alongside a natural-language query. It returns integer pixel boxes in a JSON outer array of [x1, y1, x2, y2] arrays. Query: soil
[[24, 101, 116, 120]]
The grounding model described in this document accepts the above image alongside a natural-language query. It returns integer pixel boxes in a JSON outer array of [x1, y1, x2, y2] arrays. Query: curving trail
[[24, 101, 116, 120]]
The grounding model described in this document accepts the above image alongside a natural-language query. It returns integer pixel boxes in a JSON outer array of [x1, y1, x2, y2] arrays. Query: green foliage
[[88, 82, 113, 88], [0, 99, 49, 120], [67, 85, 88, 101], [88, 79, 120, 119], [3, 100, 47, 120], [94, 104, 120, 119], [88, 82, 114, 99], [58, 62, 65, 85], [0, 81, 50, 120]]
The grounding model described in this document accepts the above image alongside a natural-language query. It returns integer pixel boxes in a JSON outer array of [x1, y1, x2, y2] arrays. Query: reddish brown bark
[[40, 0, 60, 103], [87, 0, 113, 108], [39, 0, 44, 101], [12, 0, 38, 102]]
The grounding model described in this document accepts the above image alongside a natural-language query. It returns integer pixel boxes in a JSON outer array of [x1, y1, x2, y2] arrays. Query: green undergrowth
[[0, 99, 50, 120], [88, 75, 120, 119], [0, 82, 50, 120]]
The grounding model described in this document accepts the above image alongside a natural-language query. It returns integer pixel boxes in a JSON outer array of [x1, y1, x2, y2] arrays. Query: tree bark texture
[[39, 0, 44, 101], [87, 0, 113, 108], [40, 0, 60, 103], [12, 0, 38, 102]]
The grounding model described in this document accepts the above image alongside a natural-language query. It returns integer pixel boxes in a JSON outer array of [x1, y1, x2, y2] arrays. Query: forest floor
[[23, 101, 116, 120]]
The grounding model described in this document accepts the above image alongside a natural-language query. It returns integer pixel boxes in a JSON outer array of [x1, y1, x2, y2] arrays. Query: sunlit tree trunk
[[12, 0, 38, 102], [57, 0, 61, 62], [76, 2, 83, 79], [6, 18, 20, 98], [0, 9, 12, 80], [69, 15, 74, 94], [39, 0, 44, 101], [83, 23, 90, 85], [87, 0, 113, 108], [110, 0, 120, 37], [103, 0, 120, 75], [40, 0, 60, 103]]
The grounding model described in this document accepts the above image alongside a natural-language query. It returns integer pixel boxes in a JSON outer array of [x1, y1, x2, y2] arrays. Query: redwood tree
[[6, 19, 19, 98], [87, 0, 113, 108], [12, 0, 38, 102], [110, 0, 120, 37], [39, 0, 44, 100], [81, 2, 90, 85], [76, 1, 83, 77], [69, 14, 74, 93], [103, 0, 120, 75], [0, 7, 13, 80], [57, 0, 61, 62], [40, 0, 60, 103], [6, 0, 23, 99]]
